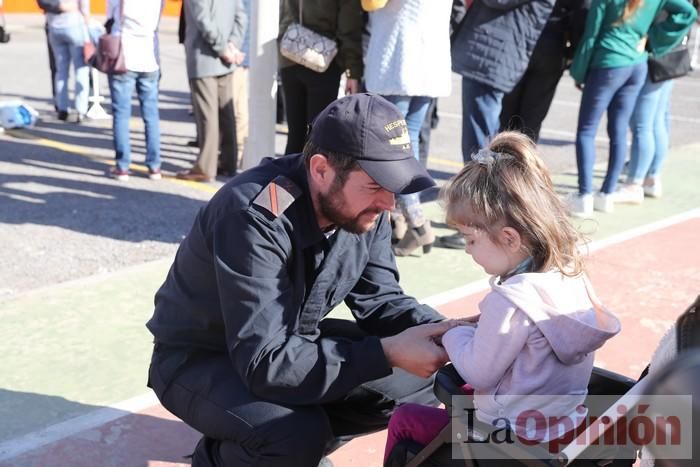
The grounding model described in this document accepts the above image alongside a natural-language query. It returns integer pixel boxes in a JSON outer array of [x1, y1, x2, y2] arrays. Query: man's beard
[[318, 181, 383, 234]]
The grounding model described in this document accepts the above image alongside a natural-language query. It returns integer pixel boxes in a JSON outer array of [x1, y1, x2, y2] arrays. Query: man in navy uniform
[[147, 93, 453, 466]]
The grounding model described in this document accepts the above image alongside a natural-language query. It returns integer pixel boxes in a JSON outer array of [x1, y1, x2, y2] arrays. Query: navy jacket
[[451, 0, 556, 93], [147, 154, 444, 405]]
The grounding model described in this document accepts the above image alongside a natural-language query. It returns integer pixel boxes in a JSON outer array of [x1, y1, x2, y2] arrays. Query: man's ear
[[500, 227, 523, 253], [308, 153, 333, 189]]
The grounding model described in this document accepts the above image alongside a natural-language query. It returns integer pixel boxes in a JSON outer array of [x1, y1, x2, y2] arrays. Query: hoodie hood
[[490, 272, 621, 365]]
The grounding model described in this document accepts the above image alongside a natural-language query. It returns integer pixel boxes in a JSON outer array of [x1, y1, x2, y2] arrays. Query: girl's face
[[456, 224, 528, 277]]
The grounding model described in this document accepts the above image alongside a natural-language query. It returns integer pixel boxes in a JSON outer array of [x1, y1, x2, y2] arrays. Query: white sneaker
[[567, 193, 593, 217], [594, 192, 614, 213], [643, 177, 663, 198], [614, 184, 644, 204]]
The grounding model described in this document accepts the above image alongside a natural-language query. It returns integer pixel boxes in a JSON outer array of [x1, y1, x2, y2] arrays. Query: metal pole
[[245, 0, 279, 170]]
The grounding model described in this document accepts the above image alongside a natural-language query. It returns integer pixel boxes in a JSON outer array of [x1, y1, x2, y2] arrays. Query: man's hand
[[221, 43, 245, 65], [381, 321, 457, 378]]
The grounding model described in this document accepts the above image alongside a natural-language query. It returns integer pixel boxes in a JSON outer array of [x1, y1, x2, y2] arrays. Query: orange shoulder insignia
[[252, 175, 301, 218]]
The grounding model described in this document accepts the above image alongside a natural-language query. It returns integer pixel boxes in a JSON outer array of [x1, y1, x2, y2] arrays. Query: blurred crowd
[[32, 0, 700, 253]]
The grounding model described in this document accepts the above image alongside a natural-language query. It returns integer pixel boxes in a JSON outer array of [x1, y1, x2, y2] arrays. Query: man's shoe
[[176, 169, 212, 183], [148, 168, 162, 180], [643, 177, 663, 198], [108, 166, 130, 181], [217, 167, 237, 178], [593, 192, 614, 213], [390, 211, 408, 244], [435, 231, 466, 249], [393, 221, 435, 256], [614, 183, 644, 204], [567, 193, 593, 218], [57, 110, 69, 121]]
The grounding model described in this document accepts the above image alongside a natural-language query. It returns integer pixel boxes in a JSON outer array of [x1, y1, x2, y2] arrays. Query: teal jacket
[[570, 0, 697, 84]]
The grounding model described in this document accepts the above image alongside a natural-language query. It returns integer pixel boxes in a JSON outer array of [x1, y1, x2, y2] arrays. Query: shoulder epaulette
[[251, 175, 302, 218]]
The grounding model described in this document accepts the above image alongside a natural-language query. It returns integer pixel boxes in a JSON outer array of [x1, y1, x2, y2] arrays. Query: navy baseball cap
[[308, 93, 435, 194]]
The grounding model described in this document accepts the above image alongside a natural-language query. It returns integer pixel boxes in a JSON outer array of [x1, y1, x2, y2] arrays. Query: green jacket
[[279, 0, 364, 79], [570, 0, 697, 84]]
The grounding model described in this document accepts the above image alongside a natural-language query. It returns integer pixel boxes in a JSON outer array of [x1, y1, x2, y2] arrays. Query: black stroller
[[386, 295, 700, 467]]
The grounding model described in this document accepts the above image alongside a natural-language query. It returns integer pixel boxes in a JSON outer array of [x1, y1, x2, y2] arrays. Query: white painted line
[[1, 209, 698, 462], [0, 392, 159, 462], [584, 208, 700, 254]]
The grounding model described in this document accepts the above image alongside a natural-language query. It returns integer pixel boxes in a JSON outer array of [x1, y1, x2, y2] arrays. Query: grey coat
[[184, 0, 247, 79], [451, 0, 555, 93]]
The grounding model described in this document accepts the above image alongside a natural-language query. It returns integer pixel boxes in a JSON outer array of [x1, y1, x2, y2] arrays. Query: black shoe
[[217, 167, 237, 178], [435, 232, 466, 249], [57, 110, 69, 121]]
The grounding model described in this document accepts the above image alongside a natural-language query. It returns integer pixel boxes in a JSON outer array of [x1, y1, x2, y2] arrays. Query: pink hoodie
[[442, 271, 621, 441]]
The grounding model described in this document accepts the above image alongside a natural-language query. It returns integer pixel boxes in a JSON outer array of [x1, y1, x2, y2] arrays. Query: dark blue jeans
[[575, 62, 647, 195], [461, 77, 504, 163], [109, 70, 161, 171]]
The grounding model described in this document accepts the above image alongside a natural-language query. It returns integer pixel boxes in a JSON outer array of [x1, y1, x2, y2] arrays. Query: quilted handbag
[[280, 1, 338, 73], [648, 44, 692, 83]]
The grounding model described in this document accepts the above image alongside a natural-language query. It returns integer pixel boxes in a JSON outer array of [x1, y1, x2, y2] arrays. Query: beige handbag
[[280, 0, 338, 73]]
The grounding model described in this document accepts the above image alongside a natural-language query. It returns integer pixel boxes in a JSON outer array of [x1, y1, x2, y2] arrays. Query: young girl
[[384, 132, 621, 463]]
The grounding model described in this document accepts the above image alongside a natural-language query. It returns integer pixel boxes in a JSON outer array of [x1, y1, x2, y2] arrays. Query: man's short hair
[[303, 140, 360, 186]]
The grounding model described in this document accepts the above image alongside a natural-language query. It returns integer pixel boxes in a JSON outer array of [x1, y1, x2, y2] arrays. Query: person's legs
[[149, 348, 332, 467], [601, 62, 647, 194], [232, 66, 249, 170], [48, 28, 71, 115], [418, 98, 437, 166], [217, 72, 237, 174], [627, 77, 663, 184], [499, 75, 526, 135], [189, 76, 220, 179], [135, 70, 161, 172], [647, 80, 674, 179], [575, 67, 622, 195], [383, 96, 434, 256], [303, 63, 342, 125], [383, 404, 449, 463], [66, 24, 89, 117], [280, 65, 307, 155], [109, 71, 137, 172], [507, 43, 565, 142], [45, 21, 58, 110], [461, 77, 504, 162]]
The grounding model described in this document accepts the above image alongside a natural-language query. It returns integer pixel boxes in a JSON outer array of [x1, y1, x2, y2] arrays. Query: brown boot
[[392, 221, 435, 257], [390, 211, 408, 244]]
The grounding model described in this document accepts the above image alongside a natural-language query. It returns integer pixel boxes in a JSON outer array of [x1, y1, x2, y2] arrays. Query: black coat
[[451, 0, 557, 93]]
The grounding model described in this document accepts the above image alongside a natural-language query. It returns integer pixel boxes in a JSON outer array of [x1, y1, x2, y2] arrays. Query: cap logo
[[385, 119, 410, 147]]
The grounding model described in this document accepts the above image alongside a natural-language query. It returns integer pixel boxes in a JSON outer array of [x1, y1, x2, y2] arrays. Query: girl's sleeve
[[648, 0, 698, 55], [569, 0, 607, 85], [441, 292, 530, 390]]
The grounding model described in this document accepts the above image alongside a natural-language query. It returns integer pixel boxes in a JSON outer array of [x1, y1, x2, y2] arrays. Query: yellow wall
[[2, 0, 182, 17]]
